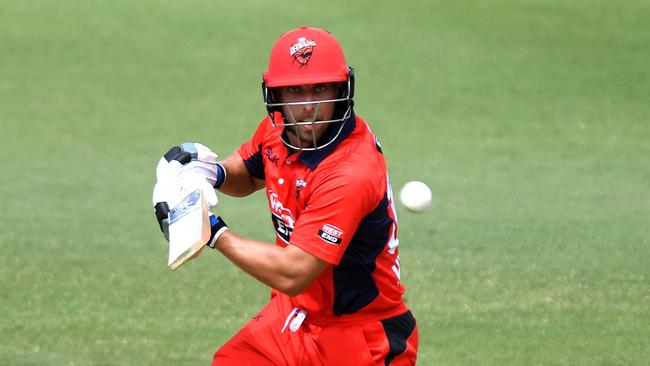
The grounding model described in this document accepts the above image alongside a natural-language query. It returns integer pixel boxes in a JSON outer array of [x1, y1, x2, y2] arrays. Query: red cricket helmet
[[263, 26, 349, 87], [262, 26, 355, 151]]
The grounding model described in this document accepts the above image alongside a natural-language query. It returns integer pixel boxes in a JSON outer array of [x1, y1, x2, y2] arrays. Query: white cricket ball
[[399, 181, 432, 213]]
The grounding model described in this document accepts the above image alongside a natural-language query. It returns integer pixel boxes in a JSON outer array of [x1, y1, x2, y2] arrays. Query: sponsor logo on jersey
[[269, 192, 296, 242], [296, 179, 307, 189], [295, 178, 306, 198], [318, 224, 343, 245], [290, 37, 316, 68], [264, 146, 279, 165]]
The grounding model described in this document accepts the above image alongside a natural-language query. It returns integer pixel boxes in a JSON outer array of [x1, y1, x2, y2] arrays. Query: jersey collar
[[296, 112, 356, 170]]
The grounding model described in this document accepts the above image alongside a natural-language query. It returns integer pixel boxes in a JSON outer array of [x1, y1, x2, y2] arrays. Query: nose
[[302, 102, 316, 113], [300, 93, 319, 115], [302, 92, 315, 105]]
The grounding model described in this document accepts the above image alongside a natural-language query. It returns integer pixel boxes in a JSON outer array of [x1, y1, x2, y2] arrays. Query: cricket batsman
[[153, 26, 419, 365]]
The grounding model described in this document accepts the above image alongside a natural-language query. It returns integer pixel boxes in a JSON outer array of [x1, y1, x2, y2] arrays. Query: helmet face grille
[[263, 78, 354, 151]]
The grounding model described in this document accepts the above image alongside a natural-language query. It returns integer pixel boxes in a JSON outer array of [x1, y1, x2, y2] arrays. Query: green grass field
[[1, 1, 649, 365]]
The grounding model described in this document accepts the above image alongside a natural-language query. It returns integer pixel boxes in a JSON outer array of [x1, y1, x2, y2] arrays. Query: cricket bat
[[167, 188, 211, 270]]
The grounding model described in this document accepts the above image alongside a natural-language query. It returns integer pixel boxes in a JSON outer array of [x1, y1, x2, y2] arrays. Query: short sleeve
[[237, 118, 274, 179], [289, 168, 381, 265]]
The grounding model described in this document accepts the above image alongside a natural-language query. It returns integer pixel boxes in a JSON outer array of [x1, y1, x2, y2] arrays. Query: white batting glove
[[173, 142, 226, 188], [152, 142, 225, 241], [171, 171, 219, 209]]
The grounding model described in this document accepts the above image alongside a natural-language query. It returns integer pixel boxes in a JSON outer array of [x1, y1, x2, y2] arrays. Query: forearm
[[218, 153, 265, 197], [214, 230, 325, 296]]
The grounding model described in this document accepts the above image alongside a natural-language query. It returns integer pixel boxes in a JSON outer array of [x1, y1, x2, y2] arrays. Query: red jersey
[[237, 113, 407, 323]]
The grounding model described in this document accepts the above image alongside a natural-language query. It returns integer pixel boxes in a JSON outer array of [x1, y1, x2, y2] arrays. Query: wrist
[[214, 163, 226, 189], [207, 215, 228, 249]]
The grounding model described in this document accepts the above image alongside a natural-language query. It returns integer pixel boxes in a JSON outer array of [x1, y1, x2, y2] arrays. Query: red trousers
[[212, 295, 418, 365]]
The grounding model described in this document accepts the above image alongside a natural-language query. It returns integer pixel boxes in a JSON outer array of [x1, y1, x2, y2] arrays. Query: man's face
[[277, 82, 341, 149]]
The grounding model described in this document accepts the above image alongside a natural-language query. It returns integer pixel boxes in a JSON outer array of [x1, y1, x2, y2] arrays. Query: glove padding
[[157, 142, 221, 184], [163, 142, 224, 187], [152, 142, 222, 241]]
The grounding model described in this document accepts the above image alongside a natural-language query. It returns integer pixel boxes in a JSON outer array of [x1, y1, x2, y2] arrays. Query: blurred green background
[[1, 0, 649, 365]]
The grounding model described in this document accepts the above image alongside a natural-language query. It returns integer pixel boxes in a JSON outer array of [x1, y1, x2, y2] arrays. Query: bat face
[[168, 189, 210, 270]]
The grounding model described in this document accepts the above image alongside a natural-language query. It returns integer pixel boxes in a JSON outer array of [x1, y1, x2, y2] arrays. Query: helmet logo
[[289, 37, 317, 68]]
